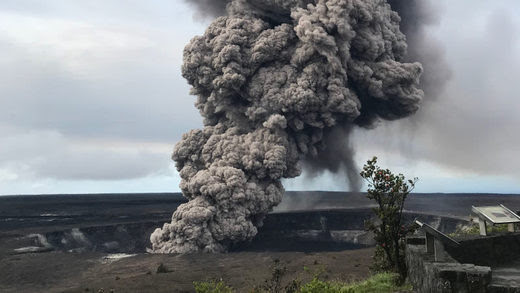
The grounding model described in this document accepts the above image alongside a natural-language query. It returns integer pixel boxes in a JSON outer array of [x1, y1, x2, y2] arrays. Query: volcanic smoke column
[[150, 0, 423, 253]]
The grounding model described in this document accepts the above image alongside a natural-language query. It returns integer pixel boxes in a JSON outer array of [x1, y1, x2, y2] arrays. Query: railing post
[[478, 218, 487, 236], [508, 223, 515, 232], [426, 233, 434, 254], [434, 238, 446, 261]]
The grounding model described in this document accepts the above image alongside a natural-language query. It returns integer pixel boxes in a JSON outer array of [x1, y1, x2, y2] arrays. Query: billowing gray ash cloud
[[150, 0, 423, 253], [387, 0, 450, 103]]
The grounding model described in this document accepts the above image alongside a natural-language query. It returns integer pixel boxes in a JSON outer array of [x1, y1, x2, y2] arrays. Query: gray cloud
[[353, 5, 520, 179], [0, 5, 204, 183], [0, 38, 199, 143], [0, 126, 169, 181], [417, 8, 520, 176], [1, 0, 518, 196]]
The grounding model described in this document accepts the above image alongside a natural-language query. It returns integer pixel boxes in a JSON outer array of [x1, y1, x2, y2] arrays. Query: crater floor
[[0, 248, 375, 293]]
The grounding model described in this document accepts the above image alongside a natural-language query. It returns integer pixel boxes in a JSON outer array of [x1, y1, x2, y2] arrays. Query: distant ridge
[[1, 192, 519, 232], [0, 192, 184, 199], [1, 191, 519, 197]]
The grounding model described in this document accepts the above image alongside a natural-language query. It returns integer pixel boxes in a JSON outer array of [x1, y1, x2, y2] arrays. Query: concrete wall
[[406, 233, 520, 292], [447, 233, 520, 267], [406, 242, 491, 293]]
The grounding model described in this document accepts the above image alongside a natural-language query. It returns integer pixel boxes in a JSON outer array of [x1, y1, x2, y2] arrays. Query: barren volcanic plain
[[1, 192, 519, 292]]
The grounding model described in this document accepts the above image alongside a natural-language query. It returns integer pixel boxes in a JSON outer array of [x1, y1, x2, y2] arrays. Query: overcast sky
[[1, 0, 519, 195]]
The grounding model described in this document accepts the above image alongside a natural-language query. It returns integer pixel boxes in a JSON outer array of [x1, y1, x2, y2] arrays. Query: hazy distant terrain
[[1, 192, 519, 233], [277, 192, 520, 218]]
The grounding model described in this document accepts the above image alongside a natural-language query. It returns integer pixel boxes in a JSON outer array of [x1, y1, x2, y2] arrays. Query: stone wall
[[406, 233, 520, 292], [406, 242, 491, 293]]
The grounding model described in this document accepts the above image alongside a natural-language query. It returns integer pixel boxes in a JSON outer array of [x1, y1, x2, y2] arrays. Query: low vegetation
[[255, 258, 294, 293], [450, 221, 512, 237], [299, 272, 413, 293], [193, 279, 233, 293], [156, 263, 170, 274], [193, 272, 412, 293]]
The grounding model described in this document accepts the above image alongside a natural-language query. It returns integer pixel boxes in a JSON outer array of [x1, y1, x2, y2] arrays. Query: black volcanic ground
[[0, 192, 519, 292], [2, 191, 520, 232]]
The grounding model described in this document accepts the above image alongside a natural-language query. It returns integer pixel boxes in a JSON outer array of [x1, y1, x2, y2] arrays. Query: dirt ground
[[0, 248, 374, 293]]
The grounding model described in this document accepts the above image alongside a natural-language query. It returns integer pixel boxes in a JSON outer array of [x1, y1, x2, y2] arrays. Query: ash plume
[[387, 0, 451, 103], [151, 0, 423, 253], [183, 0, 228, 19]]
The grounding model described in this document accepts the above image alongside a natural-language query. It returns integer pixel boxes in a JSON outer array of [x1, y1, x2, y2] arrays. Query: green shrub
[[299, 278, 339, 293], [193, 279, 233, 293], [156, 263, 170, 274], [450, 221, 512, 237], [254, 258, 301, 293], [486, 224, 510, 233], [360, 156, 418, 283]]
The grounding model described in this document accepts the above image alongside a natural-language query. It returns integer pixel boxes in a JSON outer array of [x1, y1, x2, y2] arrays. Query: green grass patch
[[300, 272, 412, 293], [193, 272, 412, 293], [193, 279, 233, 293]]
